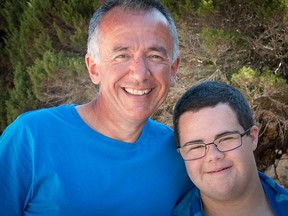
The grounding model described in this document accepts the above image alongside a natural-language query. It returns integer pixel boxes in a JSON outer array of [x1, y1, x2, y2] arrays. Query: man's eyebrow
[[215, 130, 240, 139], [111, 45, 169, 57], [184, 139, 204, 146], [147, 46, 168, 56]]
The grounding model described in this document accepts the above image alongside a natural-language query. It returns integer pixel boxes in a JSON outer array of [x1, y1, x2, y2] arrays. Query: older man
[[0, 1, 192, 215]]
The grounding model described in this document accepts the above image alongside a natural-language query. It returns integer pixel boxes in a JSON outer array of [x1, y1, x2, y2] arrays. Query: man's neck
[[76, 99, 146, 143]]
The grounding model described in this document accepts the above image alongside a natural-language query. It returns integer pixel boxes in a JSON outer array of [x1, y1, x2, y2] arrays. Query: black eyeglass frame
[[177, 127, 252, 161]]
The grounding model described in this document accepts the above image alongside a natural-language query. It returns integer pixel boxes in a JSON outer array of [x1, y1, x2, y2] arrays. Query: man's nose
[[129, 56, 150, 82], [205, 143, 224, 161]]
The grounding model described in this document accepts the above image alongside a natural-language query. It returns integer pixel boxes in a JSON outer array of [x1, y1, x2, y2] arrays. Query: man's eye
[[184, 144, 204, 152], [150, 55, 161, 58], [116, 54, 129, 59], [218, 134, 239, 144], [114, 54, 130, 62], [148, 55, 165, 62], [189, 145, 204, 150]]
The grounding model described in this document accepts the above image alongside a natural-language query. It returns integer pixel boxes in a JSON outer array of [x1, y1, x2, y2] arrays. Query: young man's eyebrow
[[184, 139, 205, 146], [183, 130, 241, 146], [215, 130, 240, 139]]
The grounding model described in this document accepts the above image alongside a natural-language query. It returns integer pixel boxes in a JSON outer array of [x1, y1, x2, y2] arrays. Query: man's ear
[[169, 57, 180, 87], [250, 125, 259, 151], [85, 54, 100, 85]]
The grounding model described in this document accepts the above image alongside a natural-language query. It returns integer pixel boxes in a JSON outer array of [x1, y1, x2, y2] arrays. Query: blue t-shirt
[[0, 105, 193, 216]]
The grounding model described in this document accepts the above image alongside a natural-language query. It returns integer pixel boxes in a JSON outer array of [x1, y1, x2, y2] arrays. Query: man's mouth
[[124, 88, 152, 96], [208, 166, 231, 174]]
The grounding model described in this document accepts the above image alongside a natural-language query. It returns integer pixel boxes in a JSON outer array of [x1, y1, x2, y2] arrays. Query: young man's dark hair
[[173, 81, 254, 147]]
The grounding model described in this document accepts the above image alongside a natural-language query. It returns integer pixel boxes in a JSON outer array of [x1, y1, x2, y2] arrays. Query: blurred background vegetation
[[0, 0, 288, 184]]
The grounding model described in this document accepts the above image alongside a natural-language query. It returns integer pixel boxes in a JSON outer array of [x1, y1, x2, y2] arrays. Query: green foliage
[[0, 0, 287, 134], [5, 63, 38, 124], [28, 51, 91, 105], [200, 28, 232, 51], [162, 0, 199, 18], [0, 0, 26, 33], [248, 0, 287, 20], [198, 0, 217, 15], [178, 0, 196, 15], [231, 66, 288, 98], [282, 0, 288, 20], [0, 0, 99, 132], [232, 66, 286, 87], [0, 80, 8, 132]]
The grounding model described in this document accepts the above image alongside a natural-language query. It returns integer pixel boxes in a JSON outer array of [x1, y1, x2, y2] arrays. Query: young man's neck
[[202, 179, 275, 216]]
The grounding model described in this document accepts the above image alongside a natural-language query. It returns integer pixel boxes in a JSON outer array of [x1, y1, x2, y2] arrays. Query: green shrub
[[1, 0, 98, 131], [231, 66, 288, 99], [5, 63, 38, 124], [1, 0, 287, 134], [200, 28, 232, 51], [28, 50, 94, 105]]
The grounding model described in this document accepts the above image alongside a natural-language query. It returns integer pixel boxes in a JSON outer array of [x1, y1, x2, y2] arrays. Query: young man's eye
[[189, 144, 205, 151], [217, 134, 239, 145]]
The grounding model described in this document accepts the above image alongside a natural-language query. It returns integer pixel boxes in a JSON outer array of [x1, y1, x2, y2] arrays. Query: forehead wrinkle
[[112, 45, 129, 52]]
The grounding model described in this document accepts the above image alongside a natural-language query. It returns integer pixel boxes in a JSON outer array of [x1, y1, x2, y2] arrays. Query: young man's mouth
[[208, 166, 232, 174]]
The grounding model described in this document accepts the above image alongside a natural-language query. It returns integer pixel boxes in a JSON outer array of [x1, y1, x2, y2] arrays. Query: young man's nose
[[205, 143, 225, 161]]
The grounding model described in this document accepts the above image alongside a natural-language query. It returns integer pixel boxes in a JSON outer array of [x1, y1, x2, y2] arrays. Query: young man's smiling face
[[178, 103, 259, 201]]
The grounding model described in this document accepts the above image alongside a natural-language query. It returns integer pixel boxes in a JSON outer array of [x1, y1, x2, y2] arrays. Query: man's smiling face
[[87, 6, 179, 122]]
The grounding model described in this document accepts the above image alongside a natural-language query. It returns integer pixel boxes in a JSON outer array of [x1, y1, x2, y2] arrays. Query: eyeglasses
[[177, 128, 251, 161]]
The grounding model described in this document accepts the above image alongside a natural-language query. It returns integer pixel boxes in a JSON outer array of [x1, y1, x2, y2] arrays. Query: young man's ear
[[250, 125, 259, 151], [85, 54, 100, 85], [169, 57, 180, 87]]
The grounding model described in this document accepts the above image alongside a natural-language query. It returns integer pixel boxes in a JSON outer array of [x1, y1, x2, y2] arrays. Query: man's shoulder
[[19, 104, 75, 120], [8, 104, 76, 130]]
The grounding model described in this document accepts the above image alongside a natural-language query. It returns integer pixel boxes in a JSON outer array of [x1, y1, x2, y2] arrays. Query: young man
[[0, 0, 192, 215], [173, 81, 288, 216]]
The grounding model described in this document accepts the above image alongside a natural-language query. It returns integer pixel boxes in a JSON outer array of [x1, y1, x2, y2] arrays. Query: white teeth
[[125, 88, 151, 95]]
